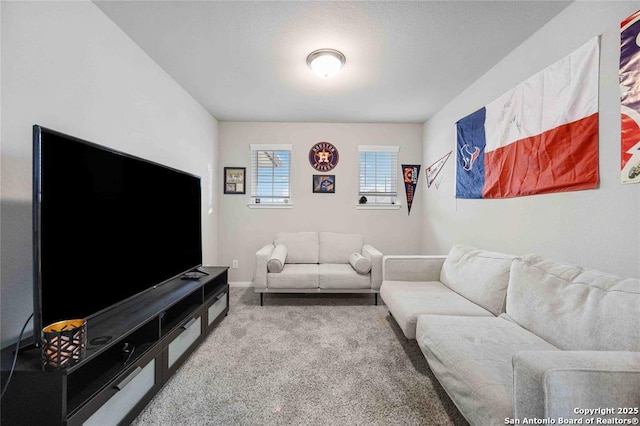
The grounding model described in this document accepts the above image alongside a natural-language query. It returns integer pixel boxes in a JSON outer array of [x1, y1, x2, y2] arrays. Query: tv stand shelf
[[1, 266, 229, 426]]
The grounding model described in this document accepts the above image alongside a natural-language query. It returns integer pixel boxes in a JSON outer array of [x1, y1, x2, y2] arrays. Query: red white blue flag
[[620, 10, 640, 184], [456, 38, 600, 198]]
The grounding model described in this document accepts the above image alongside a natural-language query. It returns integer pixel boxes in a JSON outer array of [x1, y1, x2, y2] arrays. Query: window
[[249, 144, 292, 206], [358, 145, 400, 207]]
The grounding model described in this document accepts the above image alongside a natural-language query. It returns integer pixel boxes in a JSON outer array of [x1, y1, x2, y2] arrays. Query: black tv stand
[[1, 266, 229, 426]]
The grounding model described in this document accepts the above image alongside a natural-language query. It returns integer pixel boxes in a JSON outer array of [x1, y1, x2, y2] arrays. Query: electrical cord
[[0, 313, 34, 400], [122, 342, 135, 366]]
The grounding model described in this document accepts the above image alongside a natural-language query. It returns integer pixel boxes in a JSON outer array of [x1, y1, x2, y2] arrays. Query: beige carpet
[[132, 287, 468, 426]]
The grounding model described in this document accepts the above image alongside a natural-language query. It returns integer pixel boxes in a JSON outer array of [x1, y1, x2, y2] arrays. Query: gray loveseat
[[254, 232, 383, 305], [381, 244, 640, 426]]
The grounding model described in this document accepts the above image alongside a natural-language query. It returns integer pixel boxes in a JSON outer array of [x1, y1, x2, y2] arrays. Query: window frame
[[248, 144, 293, 209], [357, 145, 401, 210]]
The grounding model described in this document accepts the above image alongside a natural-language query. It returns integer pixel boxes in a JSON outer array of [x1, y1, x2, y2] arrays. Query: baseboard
[[228, 281, 254, 288]]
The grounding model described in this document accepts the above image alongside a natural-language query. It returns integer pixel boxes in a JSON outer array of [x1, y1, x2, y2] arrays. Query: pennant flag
[[620, 9, 640, 184], [456, 37, 600, 199], [402, 164, 420, 215], [426, 151, 452, 188]]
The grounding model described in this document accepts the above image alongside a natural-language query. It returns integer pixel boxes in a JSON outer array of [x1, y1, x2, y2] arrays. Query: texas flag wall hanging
[[620, 9, 640, 184], [456, 37, 600, 199]]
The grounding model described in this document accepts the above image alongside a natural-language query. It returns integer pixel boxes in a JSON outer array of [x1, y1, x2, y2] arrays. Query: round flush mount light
[[306, 49, 346, 78]]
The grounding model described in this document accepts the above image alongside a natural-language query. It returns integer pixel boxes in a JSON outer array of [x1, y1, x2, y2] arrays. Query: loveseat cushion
[[318, 264, 370, 289], [319, 232, 363, 264], [274, 232, 319, 264], [380, 280, 494, 339], [267, 264, 318, 289], [506, 255, 640, 351], [349, 252, 371, 274], [267, 244, 287, 273], [415, 315, 559, 426], [440, 244, 516, 316]]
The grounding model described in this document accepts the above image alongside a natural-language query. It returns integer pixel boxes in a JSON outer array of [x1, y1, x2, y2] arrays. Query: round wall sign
[[308, 142, 339, 172]]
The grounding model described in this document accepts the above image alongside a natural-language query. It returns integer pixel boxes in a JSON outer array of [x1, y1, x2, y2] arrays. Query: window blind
[[250, 145, 291, 204], [358, 146, 399, 204]]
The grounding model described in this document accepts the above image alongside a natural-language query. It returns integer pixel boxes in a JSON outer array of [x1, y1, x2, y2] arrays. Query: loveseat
[[254, 232, 383, 305], [380, 244, 640, 426]]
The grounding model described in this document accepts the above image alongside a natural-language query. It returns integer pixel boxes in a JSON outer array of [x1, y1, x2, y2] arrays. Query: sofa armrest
[[362, 244, 383, 290], [382, 255, 446, 282], [254, 244, 274, 290], [513, 351, 640, 421]]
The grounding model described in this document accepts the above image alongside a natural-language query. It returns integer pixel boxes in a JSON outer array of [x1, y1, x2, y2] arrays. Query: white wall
[[218, 122, 423, 282], [421, 1, 640, 278], [0, 1, 219, 346]]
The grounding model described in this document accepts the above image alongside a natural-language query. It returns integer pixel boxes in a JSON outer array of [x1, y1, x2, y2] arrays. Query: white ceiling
[[93, 1, 572, 123]]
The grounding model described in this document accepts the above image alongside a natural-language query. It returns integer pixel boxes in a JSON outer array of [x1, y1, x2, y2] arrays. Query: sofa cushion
[[506, 255, 640, 351], [274, 232, 318, 264], [267, 264, 318, 289], [267, 244, 287, 273], [415, 315, 559, 426], [380, 280, 493, 339], [440, 244, 516, 316], [318, 264, 370, 289], [349, 252, 371, 274], [319, 232, 363, 264]]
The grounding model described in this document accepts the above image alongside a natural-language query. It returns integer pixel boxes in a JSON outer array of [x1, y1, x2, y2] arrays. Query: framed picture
[[224, 167, 246, 194], [313, 174, 335, 193]]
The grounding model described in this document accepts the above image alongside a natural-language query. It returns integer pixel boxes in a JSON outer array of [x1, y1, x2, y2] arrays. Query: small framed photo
[[224, 167, 246, 194], [313, 174, 335, 193]]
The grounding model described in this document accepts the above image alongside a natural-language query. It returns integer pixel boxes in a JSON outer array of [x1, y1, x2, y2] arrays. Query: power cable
[[0, 313, 34, 400]]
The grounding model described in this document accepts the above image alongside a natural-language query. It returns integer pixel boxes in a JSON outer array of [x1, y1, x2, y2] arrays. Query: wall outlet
[[232, 260, 239, 269]]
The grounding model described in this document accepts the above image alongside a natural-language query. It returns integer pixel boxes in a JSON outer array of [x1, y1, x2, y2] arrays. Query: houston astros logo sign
[[309, 142, 339, 172]]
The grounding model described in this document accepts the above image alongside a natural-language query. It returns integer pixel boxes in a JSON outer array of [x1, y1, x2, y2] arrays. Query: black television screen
[[33, 125, 202, 344]]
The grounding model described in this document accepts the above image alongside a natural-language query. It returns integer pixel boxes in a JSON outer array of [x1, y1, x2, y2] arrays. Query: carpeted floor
[[131, 287, 468, 426]]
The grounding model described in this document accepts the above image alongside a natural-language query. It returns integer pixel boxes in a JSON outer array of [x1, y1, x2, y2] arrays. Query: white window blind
[[249, 144, 292, 204], [358, 145, 399, 205]]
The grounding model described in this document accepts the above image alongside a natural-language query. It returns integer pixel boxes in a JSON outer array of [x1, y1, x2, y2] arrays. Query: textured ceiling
[[93, 1, 572, 123]]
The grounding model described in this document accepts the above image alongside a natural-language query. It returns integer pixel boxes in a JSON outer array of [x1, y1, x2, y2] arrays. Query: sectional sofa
[[380, 244, 640, 426]]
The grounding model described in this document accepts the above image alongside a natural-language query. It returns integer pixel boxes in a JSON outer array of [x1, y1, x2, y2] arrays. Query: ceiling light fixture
[[306, 49, 346, 78]]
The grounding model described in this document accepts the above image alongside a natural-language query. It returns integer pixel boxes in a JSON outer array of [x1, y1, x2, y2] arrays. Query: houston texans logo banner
[[620, 10, 640, 184], [402, 164, 420, 215], [456, 37, 600, 199]]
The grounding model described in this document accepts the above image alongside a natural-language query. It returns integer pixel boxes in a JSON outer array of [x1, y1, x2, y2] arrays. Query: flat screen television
[[32, 125, 202, 346]]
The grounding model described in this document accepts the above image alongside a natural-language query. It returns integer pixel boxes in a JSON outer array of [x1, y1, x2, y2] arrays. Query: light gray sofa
[[254, 232, 383, 305], [380, 244, 640, 426]]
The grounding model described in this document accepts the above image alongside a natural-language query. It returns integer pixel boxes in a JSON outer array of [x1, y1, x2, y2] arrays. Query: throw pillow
[[349, 252, 371, 274], [267, 244, 287, 273]]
